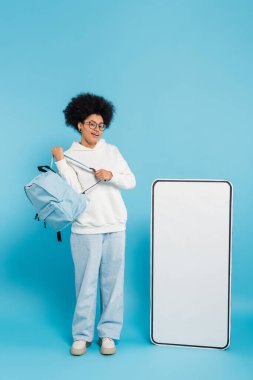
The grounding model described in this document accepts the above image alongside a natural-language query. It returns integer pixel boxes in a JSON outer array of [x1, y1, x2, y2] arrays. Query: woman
[[51, 92, 136, 356]]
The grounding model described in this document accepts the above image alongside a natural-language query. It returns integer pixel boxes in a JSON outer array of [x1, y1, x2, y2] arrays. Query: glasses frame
[[83, 120, 107, 131]]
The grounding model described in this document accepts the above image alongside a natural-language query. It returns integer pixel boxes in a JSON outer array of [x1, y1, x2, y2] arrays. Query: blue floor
[[1, 292, 252, 380], [1, 226, 252, 379]]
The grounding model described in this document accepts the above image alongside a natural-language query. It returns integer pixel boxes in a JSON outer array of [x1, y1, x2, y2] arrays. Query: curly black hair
[[63, 92, 116, 131]]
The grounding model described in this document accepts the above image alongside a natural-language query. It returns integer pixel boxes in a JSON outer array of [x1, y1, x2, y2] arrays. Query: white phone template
[[150, 180, 232, 349]]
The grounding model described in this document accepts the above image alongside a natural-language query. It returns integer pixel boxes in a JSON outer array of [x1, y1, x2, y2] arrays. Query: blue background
[[1, 0, 252, 378]]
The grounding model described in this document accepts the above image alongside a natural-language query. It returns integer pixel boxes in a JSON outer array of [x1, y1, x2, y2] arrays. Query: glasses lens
[[88, 121, 96, 129]]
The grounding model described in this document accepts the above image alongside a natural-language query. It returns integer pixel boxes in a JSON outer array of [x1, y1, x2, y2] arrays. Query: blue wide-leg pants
[[70, 230, 126, 342]]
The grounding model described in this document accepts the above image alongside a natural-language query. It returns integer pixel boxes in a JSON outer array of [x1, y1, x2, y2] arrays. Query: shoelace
[[102, 337, 113, 342]]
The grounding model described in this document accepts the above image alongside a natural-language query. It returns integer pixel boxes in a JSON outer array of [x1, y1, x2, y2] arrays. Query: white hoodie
[[55, 138, 136, 234]]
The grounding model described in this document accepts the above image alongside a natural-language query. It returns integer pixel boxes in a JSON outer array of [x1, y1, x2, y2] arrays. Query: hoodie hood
[[69, 138, 106, 151]]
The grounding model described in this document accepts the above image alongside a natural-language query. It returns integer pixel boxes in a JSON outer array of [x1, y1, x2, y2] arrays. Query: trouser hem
[[73, 336, 93, 343]]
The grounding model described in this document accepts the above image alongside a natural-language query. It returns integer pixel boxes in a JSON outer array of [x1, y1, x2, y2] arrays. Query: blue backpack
[[24, 154, 101, 242]]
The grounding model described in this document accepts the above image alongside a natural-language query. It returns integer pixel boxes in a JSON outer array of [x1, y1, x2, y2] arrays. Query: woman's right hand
[[51, 146, 64, 161]]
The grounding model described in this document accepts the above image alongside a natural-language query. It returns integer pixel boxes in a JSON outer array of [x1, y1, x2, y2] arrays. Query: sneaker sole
[[70, 347, 87, 356], [100, 347, 116, 355]]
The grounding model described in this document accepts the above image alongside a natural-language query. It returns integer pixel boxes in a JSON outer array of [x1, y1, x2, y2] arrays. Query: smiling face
[[78, 113, 104, 148]]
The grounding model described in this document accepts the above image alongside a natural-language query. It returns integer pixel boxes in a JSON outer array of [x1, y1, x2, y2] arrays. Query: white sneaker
[[99, 337, 116, 355], [70, 340, 89, 356]]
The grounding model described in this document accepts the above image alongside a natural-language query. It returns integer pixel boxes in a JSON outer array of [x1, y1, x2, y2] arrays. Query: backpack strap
[[51, 154, 104, 193], [57, 231, 62, 242], [63, 154, 96, 172], [82, 180, 101, 193], [38, 165, 56, 173]]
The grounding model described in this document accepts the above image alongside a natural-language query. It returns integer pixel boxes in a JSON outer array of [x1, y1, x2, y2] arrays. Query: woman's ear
[[77, 122, 82, 132]]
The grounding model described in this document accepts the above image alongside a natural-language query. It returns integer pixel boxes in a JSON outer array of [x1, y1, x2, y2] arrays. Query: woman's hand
[[95, 169, 113, 181], [51, 146, 64, 161]]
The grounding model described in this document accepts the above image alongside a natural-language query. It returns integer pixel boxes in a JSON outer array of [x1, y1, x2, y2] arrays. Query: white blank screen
[[151, 180, 232, 349]]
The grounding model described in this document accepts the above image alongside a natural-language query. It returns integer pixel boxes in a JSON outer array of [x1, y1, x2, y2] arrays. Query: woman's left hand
[[95, 169, 113, 181]]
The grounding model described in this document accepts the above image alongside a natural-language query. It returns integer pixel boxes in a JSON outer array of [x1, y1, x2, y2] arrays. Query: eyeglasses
[[83, 120, 107, 131]]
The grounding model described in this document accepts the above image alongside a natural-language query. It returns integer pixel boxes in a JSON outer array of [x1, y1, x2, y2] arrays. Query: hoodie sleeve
[[55, 158, 83, 193], [109, 147, 136, 190]]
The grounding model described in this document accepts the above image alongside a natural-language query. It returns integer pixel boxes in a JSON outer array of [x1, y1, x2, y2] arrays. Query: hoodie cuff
[[55, 158, 69, 172], [109, 172, 120, 185]]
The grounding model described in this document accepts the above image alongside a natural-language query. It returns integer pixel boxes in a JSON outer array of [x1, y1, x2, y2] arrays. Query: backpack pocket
[[38, 201, 56, 220]]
